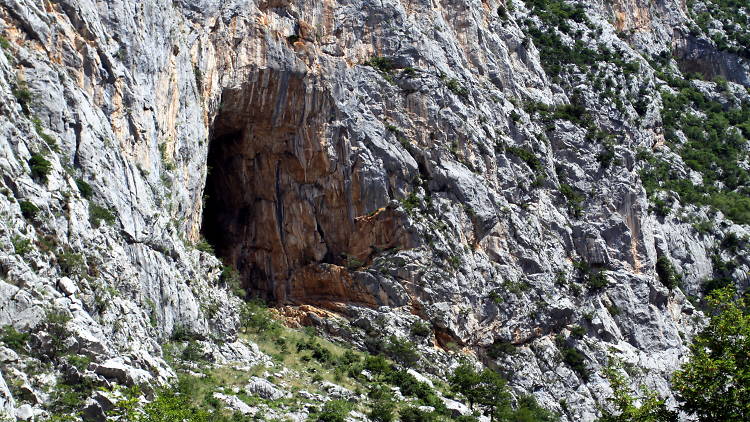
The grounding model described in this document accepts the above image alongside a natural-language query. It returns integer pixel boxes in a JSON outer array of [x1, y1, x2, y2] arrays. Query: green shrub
[[65, 354, 92, 371], [573, 260, 609, 290], [488, 289, 504, 305], [240, 299, 280, 334], [487, 339, 517, 359], [597, 142, 616, 169], [19, 200, 39, 219], [692, 219, 713, 234], [170, 324, 198, 342], [49, 379, 95, 416], [448, 255, 463, 270], [455, 416, 479, 422], [655, 255, 681, 290], [345, 254, 364, 270], [385, 336, 420, 367], [400, 407, 439, 422], [369, 386, 397, 422], [559, 344, 589, 380], [651, 198, 671, 217], [702, 254, 737, 294], [42, 310, 72, 360], [504, 395, 560, 421], [195, 238, 214, 253], [75, 179, 94, 199], [387, 371, 445, 411], [497, 5, 508, 20], [181, 340, 205, 362], [410, 320, 432, 337], [365, 56, 395, 73], [341, 349, 360, 366], [32, 117, 58, 150], [29, 153, 52, 181], [449, 364, 513, 417], [364, 355, 392, 377], [88, 202, 116, 227], [570, 325, 586, 339], [13, 84, 32, 114], [606, 303, 621, 316], [57, 248, 85, 276], [587, 270, 609, 290], [559, 183, 584, 217], [220, 264, 243, 297], [720, 232, 743, 253], [445, 78, 468, 97], [316, 400, 353, 422], [12, 235, 32, 256], [1, 325, 29, 353], [506, 146, 542, 173], [401, 192, 420, 213], [297, 338, 334, 365]]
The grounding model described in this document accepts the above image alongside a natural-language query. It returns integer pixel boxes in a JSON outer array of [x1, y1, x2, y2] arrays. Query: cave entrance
[[200, 70, 351, 303], [201, 123, 261, 298]]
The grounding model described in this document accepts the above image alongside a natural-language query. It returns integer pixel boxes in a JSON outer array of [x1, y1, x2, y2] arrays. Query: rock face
[[0, 0, 748, 421], [0, 370, 15, 419]]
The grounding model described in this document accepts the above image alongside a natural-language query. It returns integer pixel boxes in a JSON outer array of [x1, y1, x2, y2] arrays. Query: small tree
[[368, 384, 396, 422], [385, 335, 420, 367], [450, 364, 511, 420], [450, 363, 483, 409], [477, 369, 512, 422], [504, 395, 559, 422], [672, 288, 750, 422], [598, 361, 676, 422]]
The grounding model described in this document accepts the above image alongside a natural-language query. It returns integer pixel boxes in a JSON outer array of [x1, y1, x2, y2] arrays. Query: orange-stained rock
[[203, 69, 417, 306], [273, 304, 341, 327], [610, 0, 653, 33], [284, 264, 380, 307], [347, 207, 418, 263]]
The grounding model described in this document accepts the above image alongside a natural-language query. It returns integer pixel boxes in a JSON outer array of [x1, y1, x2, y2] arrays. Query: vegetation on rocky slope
[[93, 301, 559, 422], [688, 0, 750, 58]]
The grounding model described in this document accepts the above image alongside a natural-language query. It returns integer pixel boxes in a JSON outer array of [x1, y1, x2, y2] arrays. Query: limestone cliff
[[0, 0, 748, 421]]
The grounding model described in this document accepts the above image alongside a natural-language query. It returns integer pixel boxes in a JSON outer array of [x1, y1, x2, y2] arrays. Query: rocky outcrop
[[0, 369, 15, 419], [673, 34, 750, 85]]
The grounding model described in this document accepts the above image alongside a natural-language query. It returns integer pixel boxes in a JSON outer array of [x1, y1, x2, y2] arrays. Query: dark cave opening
[[199, 70, 388, 306], [199, 71, 341, 303], [201, 124, 256, 297]]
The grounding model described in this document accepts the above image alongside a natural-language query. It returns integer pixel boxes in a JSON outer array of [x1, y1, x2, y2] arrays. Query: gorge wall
[[0, 0, 749, 420]]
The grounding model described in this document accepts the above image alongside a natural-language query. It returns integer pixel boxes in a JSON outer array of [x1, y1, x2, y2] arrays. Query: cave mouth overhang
[[199, 69, 416, 306]]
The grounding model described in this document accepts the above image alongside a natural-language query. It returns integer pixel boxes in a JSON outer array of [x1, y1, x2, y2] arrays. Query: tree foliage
[[449, 364, 558, 421], [672, 288, 750, 422], [598, 362, 677, 422]]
